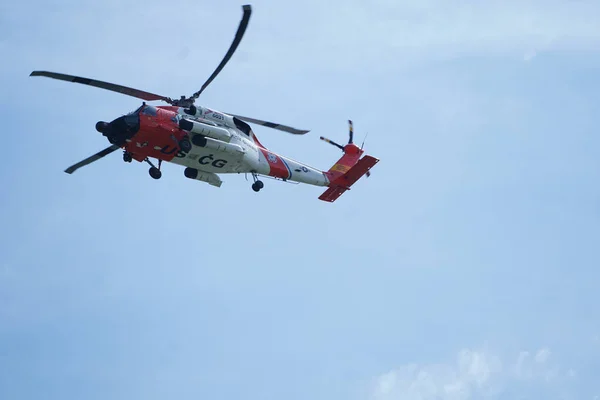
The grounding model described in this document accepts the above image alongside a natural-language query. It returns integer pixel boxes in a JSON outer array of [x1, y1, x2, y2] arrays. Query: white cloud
[[535, 348, 551, 364], [512, 347, 560, 383], [370, 346, 575, 400]]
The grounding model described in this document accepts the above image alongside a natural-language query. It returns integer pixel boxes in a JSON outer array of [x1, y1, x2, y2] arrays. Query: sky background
[[1, 0, 600, 399]]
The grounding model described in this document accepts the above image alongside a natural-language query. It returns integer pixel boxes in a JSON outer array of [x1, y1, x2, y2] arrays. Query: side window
[[233, 117, 251, 136]]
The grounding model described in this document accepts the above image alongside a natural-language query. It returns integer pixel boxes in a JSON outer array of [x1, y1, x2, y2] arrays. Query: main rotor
[[31, 4, 253, 109], [169, 4, 252, 108], [30, 4, 310, 136]]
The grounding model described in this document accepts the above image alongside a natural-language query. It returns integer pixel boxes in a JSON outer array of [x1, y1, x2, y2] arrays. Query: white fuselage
[[168, 105, 330, 188]]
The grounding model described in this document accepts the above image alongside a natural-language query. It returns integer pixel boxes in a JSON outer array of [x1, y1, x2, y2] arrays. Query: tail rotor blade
[[320, 136, 344, 151], [348, 119, 354, 144]]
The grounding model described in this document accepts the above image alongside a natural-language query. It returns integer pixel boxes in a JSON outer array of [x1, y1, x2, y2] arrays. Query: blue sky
[[1, 0, 600, 399]]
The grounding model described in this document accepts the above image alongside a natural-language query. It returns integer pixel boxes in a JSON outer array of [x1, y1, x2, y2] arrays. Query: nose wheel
[[251, 173, 264, 192], [149, 167, 162, 180], [145, 158, 162, 180]]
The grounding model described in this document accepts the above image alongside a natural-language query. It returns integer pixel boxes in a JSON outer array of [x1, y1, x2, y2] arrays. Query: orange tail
[[318, 120, 379, 202], [325, 143, 363, 181]]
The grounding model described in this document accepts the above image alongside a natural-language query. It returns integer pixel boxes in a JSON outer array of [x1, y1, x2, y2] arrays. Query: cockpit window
[[141, 105, 158, 116], [123, 113, 140, 127], [127, 104, 145, 115]]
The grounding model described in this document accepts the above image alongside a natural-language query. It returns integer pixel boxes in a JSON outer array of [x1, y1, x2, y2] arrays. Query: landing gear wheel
[[123, 152, 132, 163], [149, 166, 162, 180], [252, 180, 263, 192], [145, 158, 162, 179], [179, 137, 192, 153], [251, 173, 264, 192]]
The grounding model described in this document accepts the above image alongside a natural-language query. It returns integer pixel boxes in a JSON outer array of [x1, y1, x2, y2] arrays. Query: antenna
[[361, 132, 368, 150]]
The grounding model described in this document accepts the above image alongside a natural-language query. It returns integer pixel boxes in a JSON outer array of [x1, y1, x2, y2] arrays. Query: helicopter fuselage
[[101, 103, 330, 188]]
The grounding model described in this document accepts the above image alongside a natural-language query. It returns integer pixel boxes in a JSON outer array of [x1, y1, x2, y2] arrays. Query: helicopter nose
[[96, 121, 109, 133]]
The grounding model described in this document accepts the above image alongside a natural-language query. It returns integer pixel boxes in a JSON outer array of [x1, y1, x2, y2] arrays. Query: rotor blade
[[189, 4, 252, 101], [348, 119, 354, 144], [320, 136, 344, 150], [64, 144, 120, 174], [229, 114, 310, 135], [30, 71, 171, 102]]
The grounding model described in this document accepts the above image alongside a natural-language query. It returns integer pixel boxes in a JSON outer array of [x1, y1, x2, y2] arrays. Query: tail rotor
[[320, 119, 371, 177], [320, 119, 356, 151]]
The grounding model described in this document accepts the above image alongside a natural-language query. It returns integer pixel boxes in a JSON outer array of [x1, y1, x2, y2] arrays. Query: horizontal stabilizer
[[319, 155, 379, 202], [318, 186, 347, 203]]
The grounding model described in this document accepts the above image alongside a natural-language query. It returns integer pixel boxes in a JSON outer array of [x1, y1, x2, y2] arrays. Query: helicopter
[[30, 4, 378, 202]]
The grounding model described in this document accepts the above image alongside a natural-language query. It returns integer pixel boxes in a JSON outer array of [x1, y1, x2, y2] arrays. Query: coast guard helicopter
[[30, 4, 378, 202]]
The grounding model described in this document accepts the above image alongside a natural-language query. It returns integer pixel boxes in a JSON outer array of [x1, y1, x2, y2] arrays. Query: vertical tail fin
[[324, 142, 363, 181], [320, 120, 360, 180]]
